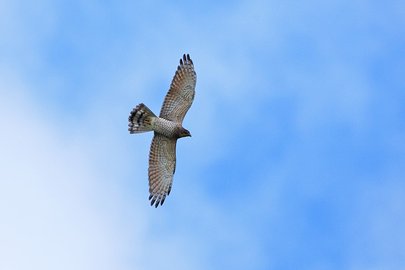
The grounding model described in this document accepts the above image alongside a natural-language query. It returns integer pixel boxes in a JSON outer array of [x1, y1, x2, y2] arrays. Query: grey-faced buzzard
[[128, 54, 196, 208]]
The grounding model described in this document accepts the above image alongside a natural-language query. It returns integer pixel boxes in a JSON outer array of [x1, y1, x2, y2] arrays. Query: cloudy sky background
[[1, 0, 404, 269]]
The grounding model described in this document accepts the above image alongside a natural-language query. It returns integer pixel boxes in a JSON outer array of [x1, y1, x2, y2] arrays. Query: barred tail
[[128, 103, 156, 134]]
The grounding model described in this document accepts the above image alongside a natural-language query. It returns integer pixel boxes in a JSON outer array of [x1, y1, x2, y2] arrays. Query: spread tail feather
[[128, 103, 156, 133]]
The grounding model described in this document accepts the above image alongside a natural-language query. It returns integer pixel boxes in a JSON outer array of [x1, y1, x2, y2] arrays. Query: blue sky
[[1, 0, 404, 269]]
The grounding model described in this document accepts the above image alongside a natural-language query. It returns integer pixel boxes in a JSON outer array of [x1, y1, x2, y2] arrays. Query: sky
[[0, 0, 404, 269]]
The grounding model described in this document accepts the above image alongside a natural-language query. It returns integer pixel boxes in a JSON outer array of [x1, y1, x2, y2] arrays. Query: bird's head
[[178, 127, 191, 138]]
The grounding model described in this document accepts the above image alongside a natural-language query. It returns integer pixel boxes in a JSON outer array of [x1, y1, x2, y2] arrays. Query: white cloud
[[1, 1, 404, 269], [0, 62, 227, 270], [0, 71, 147, 270]]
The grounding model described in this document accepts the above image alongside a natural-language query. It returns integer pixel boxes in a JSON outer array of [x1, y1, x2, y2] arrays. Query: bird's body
[[128, 54, 196, 207], [152, 118, 185, 138]]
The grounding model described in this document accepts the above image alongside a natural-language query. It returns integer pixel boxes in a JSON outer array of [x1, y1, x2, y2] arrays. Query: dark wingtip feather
[[187, 54, 192, 63], [149, 195, 162, 208], [179, 54, 193, 66], [150, 198, 156, 206], [148, 194, 167, 208]]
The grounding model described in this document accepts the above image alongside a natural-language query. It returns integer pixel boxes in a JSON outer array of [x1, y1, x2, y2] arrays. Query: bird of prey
[[128, 54, 196, 208]]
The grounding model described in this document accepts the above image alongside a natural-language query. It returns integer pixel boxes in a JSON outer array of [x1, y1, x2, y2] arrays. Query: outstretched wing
[[148, 133, 177, 207], [160, 54, 196, 123]]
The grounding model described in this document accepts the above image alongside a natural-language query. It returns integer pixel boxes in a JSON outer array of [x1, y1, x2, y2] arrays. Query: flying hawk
[[128, 54, 196, 207]]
